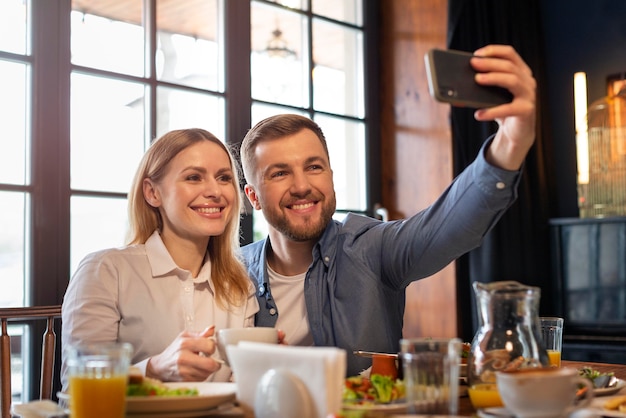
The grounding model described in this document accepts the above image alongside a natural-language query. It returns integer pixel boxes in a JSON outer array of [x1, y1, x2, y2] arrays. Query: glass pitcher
[[467, 280, 549, 409]]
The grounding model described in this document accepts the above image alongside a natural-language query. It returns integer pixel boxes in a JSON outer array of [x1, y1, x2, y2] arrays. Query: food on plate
[[461, 342, 471, 364], [343, 374, 405, 405], [578, 366, 616, 388], [603, 394, 626, 411], [126, 373, 199, 397]]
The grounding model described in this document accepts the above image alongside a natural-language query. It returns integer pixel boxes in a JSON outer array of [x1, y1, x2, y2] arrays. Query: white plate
[[577, 395, 626, 418], [343, 401, 408, 413], [58, 382, 236, 417], [126, 382, 236, 414], [595, 378, 626, 397], [477, 407, 514, 418]]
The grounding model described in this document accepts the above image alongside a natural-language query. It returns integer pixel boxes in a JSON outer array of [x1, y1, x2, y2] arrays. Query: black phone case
[[425, 49, 513, 108]]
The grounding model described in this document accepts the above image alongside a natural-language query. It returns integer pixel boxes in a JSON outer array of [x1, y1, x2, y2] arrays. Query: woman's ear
[[143, 179, 161, 208], [244, 184, 262, 210]]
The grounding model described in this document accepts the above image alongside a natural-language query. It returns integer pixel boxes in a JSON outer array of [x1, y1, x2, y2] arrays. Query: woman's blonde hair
[[127, 128, 250, 308]]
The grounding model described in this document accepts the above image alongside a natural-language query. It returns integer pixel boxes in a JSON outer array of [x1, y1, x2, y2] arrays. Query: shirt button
[[269, 308, 277, 315], [324, 256, 330, 262], [496, 181, 506, 190]]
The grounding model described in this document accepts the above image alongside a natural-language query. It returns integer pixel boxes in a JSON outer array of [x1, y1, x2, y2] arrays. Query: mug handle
[[573, 377, 595, 409]]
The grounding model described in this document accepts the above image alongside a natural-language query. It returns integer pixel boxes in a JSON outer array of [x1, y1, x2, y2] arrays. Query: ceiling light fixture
[[264, 26, 296, 59]]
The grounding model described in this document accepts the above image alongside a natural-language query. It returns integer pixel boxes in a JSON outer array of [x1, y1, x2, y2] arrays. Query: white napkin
[[227, 342, 346, 418]]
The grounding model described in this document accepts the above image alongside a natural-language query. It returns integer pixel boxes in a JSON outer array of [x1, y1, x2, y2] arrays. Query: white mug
[[496, 367, 594, 418], [216, 327, 278, 366]]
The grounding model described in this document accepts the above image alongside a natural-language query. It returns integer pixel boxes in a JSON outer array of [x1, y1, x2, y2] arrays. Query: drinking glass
[[540, 317, 564, 367], [400, 338, 461, 415], [67, 342, 133, 418]]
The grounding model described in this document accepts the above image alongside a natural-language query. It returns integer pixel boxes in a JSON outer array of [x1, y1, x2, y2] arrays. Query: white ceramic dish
[[477, 406, 514, 418], [126, 382, 236, 414], [595, 378, 626, 396]]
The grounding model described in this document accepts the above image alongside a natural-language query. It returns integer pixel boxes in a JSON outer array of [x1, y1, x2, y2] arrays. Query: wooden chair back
[[0, 305, 62, 418]]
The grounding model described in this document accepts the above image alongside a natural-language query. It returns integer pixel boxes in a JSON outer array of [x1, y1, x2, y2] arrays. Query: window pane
[[157, 0, 222, 91], [8, 325, 28, 402], [71, 2, 144, 77], [0, 0, 28, 54], [71, 73, 146, 193], [251, 2, 309, 107], [156, 87, 225, 141], [313, 20, 364, 118], [0, 191, 26, 307], [265, 0, 308, 10], [0, 60, 28, 185], [313, 0, 362, 26], [71, 196, 128, 274], [314, 114, 366, 211], [251, 102, 307, 126]]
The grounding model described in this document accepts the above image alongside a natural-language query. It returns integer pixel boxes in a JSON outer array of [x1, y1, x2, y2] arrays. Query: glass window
[[70, 196, 129, 273], [0, 0, 28, 54], [249, 1, 369, 239], [313, 0, 362, 25], [156, 87, 225, 140], [70, 73, 146, 193], [251, 2, 308, 107], [70, 1, 144, 76], [313, 19, 364, 118], [265, 0, 308, 9], [157, 0, 222, 91], [0, 191, 27, 307], [0, 61, 28, 185]]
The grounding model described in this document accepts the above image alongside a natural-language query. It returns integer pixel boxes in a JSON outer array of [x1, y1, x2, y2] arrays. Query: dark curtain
[[447, 0, 557, 342]]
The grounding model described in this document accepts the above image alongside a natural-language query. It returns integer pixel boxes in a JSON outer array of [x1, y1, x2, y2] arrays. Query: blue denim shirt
[[241, 138, 522, 376]]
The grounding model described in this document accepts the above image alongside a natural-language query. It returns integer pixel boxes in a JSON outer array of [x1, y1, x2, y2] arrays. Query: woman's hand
[[147, 326, 222, 382]]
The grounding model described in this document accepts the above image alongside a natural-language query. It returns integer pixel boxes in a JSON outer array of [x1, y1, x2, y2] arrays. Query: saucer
[[477, 407, 514, 418]]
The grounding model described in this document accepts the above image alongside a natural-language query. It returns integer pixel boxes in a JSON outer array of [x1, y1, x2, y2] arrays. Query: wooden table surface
[[457, 360, 626, 416]]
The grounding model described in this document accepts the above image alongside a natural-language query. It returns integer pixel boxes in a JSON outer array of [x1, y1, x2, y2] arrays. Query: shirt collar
[[145, 230, 211, 284]]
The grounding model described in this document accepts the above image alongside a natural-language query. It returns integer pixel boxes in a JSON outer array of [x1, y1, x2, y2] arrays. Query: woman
[[61, 128, 257, 389]]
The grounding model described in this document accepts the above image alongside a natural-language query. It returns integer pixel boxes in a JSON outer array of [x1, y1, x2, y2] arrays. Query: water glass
[[66, 342, 133, 418], [400, 338, 461, 415], [540, 317, 564, 367]]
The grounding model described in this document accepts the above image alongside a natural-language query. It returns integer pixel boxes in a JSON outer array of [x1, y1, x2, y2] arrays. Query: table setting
[[10, 281, 626, 418]]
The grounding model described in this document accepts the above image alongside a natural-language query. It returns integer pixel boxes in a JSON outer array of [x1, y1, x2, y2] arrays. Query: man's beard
[[262, 194, 336, 242]]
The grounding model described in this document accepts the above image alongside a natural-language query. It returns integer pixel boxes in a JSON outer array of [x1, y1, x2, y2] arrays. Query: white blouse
[[61, 231, 258, 389]]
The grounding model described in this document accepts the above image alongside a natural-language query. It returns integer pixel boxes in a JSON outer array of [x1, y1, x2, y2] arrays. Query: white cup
[[496, 367, 594, 418], [216, 327, 278, 366]]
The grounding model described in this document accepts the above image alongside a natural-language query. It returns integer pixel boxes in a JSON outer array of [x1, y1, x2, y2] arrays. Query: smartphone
[[424, 48, 513, 108]]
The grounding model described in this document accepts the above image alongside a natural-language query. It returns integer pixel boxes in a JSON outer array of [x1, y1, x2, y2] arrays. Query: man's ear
[[244, 184, 262, 210], [143, 179, 161, 208]]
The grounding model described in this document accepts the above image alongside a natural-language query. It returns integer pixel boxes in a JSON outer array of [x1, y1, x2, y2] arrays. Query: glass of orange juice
[[67, 342, 133, 418], [540, 317, 564, 367], [467, 382, 504, 409]]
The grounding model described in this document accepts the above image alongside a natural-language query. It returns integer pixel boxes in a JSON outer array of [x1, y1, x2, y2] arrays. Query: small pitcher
[[467, 281, 549, 409]]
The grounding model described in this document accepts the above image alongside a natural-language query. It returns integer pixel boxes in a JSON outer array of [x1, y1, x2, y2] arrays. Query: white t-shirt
[[267, 265, 314, 346]]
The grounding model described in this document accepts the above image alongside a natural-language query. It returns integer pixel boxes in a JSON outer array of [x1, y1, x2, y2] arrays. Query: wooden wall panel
[[379, 0, 456, 338]]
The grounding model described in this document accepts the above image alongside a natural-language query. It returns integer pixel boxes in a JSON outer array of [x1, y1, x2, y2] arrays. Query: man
[[239, 45, 536, 376]]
